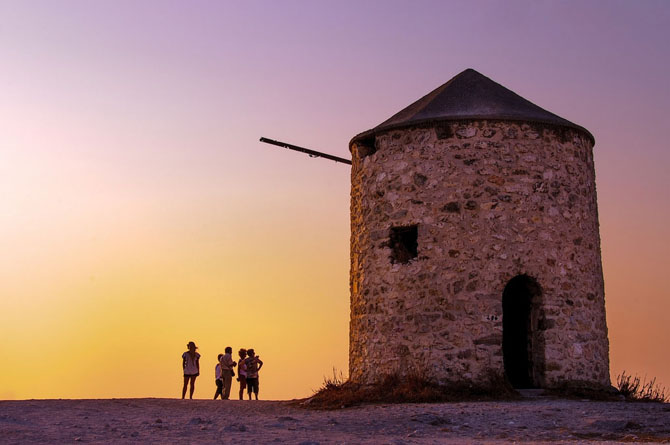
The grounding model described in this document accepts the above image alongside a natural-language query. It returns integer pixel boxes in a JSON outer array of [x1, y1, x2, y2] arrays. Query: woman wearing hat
[[181, 341, 200, 399]]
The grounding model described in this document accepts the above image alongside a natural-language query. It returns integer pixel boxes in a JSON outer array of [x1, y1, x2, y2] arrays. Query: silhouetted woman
[[181, 341, 200, 399]]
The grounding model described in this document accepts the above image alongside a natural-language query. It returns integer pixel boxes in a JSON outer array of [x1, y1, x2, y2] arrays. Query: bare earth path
[[1, 398, 669, 444]]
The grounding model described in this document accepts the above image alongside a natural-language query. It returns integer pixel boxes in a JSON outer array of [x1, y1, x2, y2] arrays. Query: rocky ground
[[1, 397, 669, 444]]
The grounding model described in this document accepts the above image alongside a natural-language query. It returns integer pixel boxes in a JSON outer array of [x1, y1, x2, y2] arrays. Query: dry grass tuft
[[616, 371, 668, 403], [297, 369, 519, 410]]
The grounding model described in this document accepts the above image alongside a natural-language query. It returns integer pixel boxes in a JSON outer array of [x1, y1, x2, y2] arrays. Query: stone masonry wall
[[349, 121, 610, 387]]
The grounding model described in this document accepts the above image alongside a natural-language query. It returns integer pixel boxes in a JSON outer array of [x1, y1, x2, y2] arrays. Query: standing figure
[[213, 353, 224, 400], [244, 349, 263, 400], [181, 341, 200, 399], [237, 348, 247, 400], [219, 346, 237, 400]]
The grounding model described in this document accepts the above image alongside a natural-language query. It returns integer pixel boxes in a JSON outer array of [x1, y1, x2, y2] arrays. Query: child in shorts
[[244, 349, 263, 400], [213, 353, 224, 400]]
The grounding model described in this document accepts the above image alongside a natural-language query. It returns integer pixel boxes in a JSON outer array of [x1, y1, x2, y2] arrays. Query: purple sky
[[1, 0, 669, 398]]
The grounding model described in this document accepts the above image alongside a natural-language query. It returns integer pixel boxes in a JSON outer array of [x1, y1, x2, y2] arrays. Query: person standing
[[219, 346, 237, 400], [237, 348, 247, 400], [181, 341, 200, 399], [244, 349, 263, 400], [213, 353, 224, 400]]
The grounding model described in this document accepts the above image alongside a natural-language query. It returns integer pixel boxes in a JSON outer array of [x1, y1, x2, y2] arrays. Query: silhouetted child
[[181, 341, 200, 399], [213, 353, 224, 400], [244, 349, 263, 400], [237, 348, 247, 400]]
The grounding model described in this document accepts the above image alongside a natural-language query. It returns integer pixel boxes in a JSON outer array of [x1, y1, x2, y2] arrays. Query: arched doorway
[[502, 275, 542, 388]]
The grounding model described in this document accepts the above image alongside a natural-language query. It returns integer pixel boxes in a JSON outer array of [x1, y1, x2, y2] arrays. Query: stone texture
[[349, 120, 609, 388]]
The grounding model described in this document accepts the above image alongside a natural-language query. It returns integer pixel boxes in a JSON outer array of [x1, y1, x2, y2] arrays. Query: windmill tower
[[348, 69, 609, 388]]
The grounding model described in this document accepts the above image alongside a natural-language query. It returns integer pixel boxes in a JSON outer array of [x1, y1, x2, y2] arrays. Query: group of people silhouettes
[[181, 341, 264, 400]]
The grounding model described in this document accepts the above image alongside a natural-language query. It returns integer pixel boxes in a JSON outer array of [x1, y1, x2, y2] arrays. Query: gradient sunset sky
[[1, 0, 669, 400]]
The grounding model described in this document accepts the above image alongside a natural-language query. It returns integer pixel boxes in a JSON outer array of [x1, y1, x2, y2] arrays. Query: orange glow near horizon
[[1, 1, 669, 400]]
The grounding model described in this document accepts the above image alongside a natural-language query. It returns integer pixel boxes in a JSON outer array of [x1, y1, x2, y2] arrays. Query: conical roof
[[350, 68, 593, 147]]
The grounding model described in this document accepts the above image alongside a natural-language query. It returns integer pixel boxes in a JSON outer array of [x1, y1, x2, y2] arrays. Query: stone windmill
[[262, 68, 610, 389]]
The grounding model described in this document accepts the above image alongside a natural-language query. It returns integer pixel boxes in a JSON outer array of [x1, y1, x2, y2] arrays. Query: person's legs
[[189, 376, 197, 399], [238, 376, 247, 400], [247, 377, 254, 400], [247, 378, 258, 400], [222, 371, 232, 399], [182, 376, 189, 399], [214, 379, 223, 400]]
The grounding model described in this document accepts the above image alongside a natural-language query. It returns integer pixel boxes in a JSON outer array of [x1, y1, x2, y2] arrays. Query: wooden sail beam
[[259, 137, 352, 165]]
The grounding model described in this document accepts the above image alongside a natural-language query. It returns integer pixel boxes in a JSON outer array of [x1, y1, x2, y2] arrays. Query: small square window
[[389, 225, 418, 264]]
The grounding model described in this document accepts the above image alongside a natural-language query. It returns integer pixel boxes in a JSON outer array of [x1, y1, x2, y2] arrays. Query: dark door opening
[[502, 275, 541, 388]]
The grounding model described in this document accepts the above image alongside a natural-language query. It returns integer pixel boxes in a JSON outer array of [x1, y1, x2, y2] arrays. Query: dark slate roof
[[350, 68, 594, 147]]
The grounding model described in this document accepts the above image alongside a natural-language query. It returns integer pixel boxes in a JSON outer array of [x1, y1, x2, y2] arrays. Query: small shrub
[[297, 370, 518, 410], [616, 371, 668, 403], [321, 368, 346, 390]]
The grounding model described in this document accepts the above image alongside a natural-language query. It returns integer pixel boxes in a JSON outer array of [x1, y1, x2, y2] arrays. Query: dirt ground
[[1, 397, 669, 444]]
